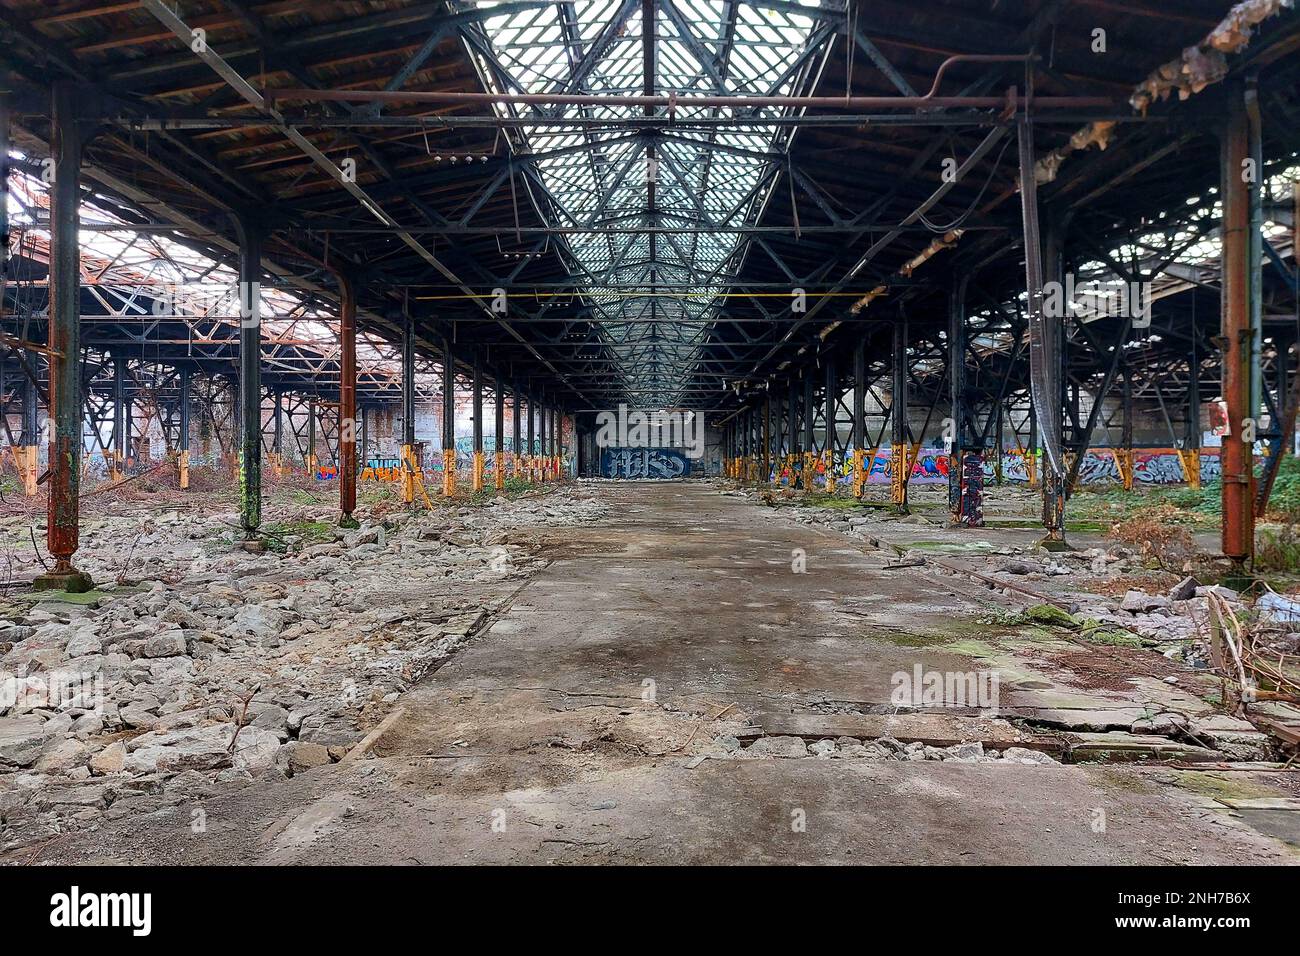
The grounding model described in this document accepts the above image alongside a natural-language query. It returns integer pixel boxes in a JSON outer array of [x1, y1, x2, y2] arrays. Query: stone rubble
[[0, 486, 606, 853], [728, 733, 1061, 765]]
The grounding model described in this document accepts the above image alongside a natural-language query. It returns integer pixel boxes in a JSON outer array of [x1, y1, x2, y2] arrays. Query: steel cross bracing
[[461, 0, 836, 408]]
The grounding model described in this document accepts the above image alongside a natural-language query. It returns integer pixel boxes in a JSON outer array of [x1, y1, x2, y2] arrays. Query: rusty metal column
[[232, 211, 263, 544], [511, 380, 522, 478], [823, 356, 836, 492], [441, 339, 456, 497], [538, 396, 548, 483], [800, 367, 814, 490], [36, 83, 92, 592], [527, 395, 537, 481], [401, 313, 417, 505], [338, 273, 359, 527], [271, 388, 283, 477], [494, 372, 505, 491], [112, 354, 126, 479], [178, 366, 191, 490], [761, 392, 771, 483], [1220, 86, 1257, 566], [852, 338, 863, 502], [20, 371, 39, 496], [472, 350, 484, 492], [891, 314, 910, 513]]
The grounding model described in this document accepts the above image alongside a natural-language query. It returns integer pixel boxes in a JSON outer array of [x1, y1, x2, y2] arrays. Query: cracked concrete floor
[[33, 482, 1300, 865]]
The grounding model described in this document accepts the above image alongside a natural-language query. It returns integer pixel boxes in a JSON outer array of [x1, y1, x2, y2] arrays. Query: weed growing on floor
[[1106, 503, 1196, 571], [259, 519, 336, 553]]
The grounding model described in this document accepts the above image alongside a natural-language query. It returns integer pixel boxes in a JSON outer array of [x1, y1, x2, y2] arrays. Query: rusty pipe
[[264, 88, 1113, 111]]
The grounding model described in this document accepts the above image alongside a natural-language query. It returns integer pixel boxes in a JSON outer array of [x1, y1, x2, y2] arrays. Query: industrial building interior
[[1, 0, 1299, 875]]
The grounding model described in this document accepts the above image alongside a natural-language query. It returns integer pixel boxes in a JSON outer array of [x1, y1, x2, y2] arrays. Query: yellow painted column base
[[473, 450, 485, 492], [852, 448, 866, 498], [443, 448, 457, 497], [1178, 448, 1201, 490], [15, 446, 38, 496], [495, 450, 505, 491], [400, 444, 416, 504], [178, 449, 190, 490]]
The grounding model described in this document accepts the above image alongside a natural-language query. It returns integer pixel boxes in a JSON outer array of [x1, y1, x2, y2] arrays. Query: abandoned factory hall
[[2, 0, 1300, 903]]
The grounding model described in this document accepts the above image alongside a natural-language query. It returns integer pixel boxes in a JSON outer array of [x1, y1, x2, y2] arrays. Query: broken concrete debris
[[0, 487, 605, 853], [727, 734, 1061, 765]]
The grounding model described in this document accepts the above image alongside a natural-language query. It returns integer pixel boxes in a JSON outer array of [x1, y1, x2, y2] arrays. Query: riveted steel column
[[338, 272, 359, 527], [1221, 85, 1258, 565], [494, 372, 506, 490], [36, 82, 92, 592], [441, 339, 456, 497], [761, 392, 771, 483], [112, 354, 126, 478], [512, 380, 523, 477], [472, 350, 484, 492], [401, 312, 416, 505], [891, 314, 910, 513], [823, 357, 836, 488], [538, 396, 548, 482], [527, 395, 537, 480], [233, 211, 263, 543], [178, 366, 191, 490], [852, 338, 866, 496]]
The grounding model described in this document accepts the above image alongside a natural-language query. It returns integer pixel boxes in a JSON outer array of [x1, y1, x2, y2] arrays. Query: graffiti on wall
[[600, 447, 690, 479], [754, 445, 1237, 487]]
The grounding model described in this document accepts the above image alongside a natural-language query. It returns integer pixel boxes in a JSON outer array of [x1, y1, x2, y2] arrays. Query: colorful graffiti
[[360, 457, 402, 481], [601, 447, 691, 479], [751, 445, 1242, 488]]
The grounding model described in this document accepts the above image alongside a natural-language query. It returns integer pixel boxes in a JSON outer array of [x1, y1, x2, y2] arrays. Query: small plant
[[1256, 520, 1300, 573]]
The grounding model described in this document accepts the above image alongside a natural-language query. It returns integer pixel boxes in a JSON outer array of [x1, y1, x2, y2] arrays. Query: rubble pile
[[725, 734, 1059, 765], [0, 487, 606, 853]]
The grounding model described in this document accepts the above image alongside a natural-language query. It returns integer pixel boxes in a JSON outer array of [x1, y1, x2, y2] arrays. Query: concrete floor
[[36, 482, 1299, 865]]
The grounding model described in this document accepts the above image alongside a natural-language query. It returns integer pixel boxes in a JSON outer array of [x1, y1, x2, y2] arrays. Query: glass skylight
[[467, 0, 834, 406]]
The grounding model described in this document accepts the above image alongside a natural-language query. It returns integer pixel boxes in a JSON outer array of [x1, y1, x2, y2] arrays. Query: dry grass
[[1106, 503, 1197, 571]]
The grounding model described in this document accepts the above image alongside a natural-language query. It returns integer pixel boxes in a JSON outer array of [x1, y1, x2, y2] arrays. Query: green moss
[[260, 519, 336, 553], [940, 638, 998, 658], [1024, 603, 1079, 628], [1170, 771, 1280, 803], [1074, 618, 1144, 647]]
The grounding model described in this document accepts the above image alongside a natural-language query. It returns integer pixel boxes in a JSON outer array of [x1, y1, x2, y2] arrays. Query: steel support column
[[494, 373, 506, 491], [802, 367, 815, 490], [112, 354, 126, 479], [472, 351, 484, 492], [947, 276, 982, 526], [18, 372, 38, 496], [852, 340, 866, 497], [823, 356, 836, 492], [338, 273, 359, 527], [891, 314, 910, 514], [762, 392, 772, 483], [441, 340, 456, 497], [538, 397, 548, 483], [231, 211, 263, 543], [527, 396, 537, 480], [271, 389, 283, 475], [512, 382, 523, 478], [35, 82, 92, 592], [401, 314, 417, 505], [178, 366, 191, 490], [1220, 86, 1258, 566], [1038, 212, 1069, 547]]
